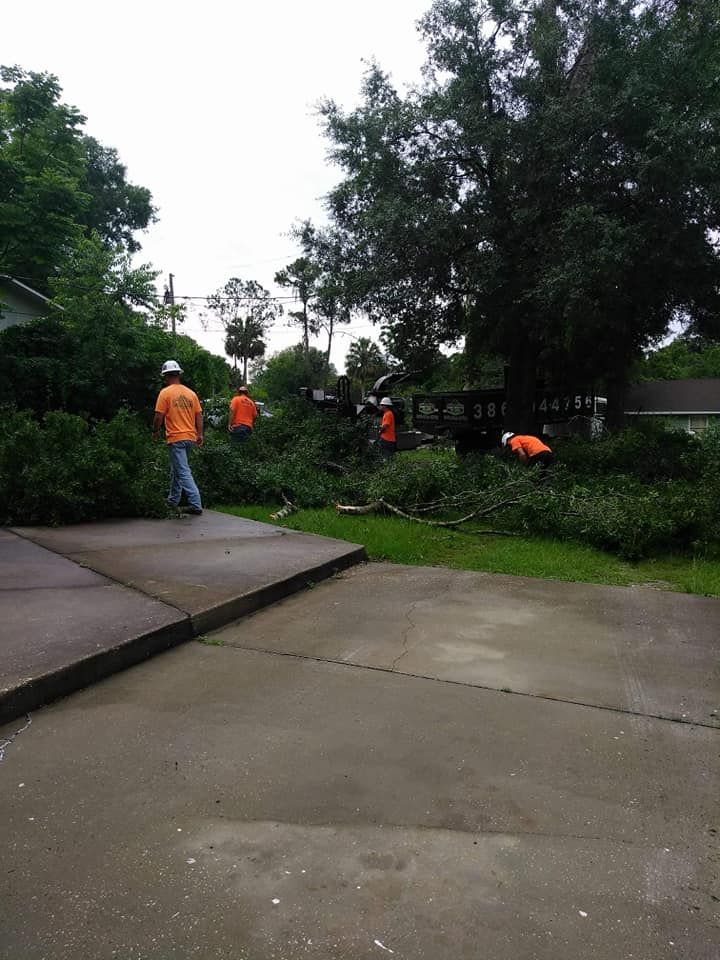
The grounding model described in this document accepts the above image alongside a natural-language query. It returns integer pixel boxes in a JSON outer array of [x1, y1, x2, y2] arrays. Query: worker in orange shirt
[[152, 360, 204, 514], [378, 397, 397, 459], [501, 431, 554, 470], [228, 385, 258, 444]]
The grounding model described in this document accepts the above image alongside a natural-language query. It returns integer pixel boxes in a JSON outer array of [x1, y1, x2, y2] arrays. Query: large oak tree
[[320, 0, 720, 428]]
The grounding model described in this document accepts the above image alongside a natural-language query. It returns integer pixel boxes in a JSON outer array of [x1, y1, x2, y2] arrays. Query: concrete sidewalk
[[210, 563, 720, 727], [1, 511, 365, 723], [0, 561, 718, 959]]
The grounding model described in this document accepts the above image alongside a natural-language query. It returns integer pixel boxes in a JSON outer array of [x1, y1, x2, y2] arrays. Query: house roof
[[0, 274, 56, 307], [625, 378, 720, 415]]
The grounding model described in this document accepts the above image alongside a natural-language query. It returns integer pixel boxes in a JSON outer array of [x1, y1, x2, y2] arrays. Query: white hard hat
[[161, 360, 183, 375], [379, 397, 393, 407], [501, 431, 514, 447]]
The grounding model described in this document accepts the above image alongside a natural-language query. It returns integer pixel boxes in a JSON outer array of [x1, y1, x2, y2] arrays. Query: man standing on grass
[[228, 384, 258, 444], [378, 397, 397, 460], [152, 360, 204, 515]]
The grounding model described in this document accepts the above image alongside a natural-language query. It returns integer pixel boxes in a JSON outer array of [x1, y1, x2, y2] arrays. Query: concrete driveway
[[1, 564, 718, 959]]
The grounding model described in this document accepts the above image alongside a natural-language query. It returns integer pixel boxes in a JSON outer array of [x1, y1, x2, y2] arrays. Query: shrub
[[0, 407, 166, 525], [3, 400, 719, 563], [509, 473, 720, 560], [553, 422, 704, 482]]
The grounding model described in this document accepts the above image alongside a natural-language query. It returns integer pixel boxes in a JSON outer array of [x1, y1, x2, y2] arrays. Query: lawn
[[217, 504, 720, 597]]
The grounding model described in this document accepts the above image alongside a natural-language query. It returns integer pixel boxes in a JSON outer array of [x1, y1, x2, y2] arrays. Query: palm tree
[[344, 337, 385, 396], [224, 317, 266, 384]]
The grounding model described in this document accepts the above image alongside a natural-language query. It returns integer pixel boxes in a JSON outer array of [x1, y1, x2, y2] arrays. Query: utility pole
[[168, 273, 176, 343]]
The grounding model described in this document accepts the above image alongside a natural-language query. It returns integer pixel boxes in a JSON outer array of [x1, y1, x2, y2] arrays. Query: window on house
[[689, 415, 708, 433]]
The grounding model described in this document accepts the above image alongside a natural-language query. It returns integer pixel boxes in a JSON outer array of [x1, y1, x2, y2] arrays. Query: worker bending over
[[501, 432, 554, 470]]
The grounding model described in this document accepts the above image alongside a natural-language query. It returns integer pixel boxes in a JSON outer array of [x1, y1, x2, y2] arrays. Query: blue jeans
[[379, 439, 397, 460], [230, 425, 252, 444], [167, 441, 202, 509]]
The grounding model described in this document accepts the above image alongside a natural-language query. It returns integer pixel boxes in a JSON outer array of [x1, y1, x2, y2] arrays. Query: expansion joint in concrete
[[216, 642, 720, 732]]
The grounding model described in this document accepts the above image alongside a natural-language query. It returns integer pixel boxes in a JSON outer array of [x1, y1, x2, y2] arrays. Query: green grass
[[217, 504, 720, 597]]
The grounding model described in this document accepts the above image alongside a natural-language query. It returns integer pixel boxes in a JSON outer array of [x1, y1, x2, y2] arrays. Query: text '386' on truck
[[412, 388, 606, 454]]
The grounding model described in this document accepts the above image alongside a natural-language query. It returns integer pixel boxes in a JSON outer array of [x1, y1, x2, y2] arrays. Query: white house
[[625, 378, 720, 433], [0, 275, 56, 332]]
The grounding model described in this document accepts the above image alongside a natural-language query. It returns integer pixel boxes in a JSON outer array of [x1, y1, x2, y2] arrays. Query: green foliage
[[637, 337, 720, 381], [0, 407, 165, 525], [344, 337, 385, 394], [205, 278, 281, 384], [190, 400, 374, 510], [551, 423, 704, 483], [275, 222, 352, 371], [514, 478, 675, 561], [366, 450, 467, 507], [319, 1, 720, 427], [0, 238, 230, 419], [274, 255, 321, 352], [3, 381, 718, 565], [221, 504, 720, 598], [0, 66, 154, 287], [251, 345, 338, 401], [78, 136, 155, 253]]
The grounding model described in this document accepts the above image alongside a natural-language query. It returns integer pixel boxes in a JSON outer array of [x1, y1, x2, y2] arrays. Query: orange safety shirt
[[509, 434, 551, 457], [229, 394, 258, 430], [380, 410, 396, 443], [155, 384, 202, 443]]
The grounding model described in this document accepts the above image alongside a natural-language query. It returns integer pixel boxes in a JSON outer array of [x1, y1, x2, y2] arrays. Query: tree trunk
[[324, 318, 334, 387], [504, 339, 538, 433], [302, 302, 309, 354], [604, 368, 627, 432], [242, 355, 248, 385]]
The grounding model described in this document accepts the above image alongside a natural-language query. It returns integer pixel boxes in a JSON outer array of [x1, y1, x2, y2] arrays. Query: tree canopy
[[637, 336, 720, 381], [0, 65, 155, 289], [344, 337, 385, 395], [0, 237, 229, 419], [319, 0, 720, 428], [252, 344, 338, 402], [205, 277, 282, 385], [275, 221, 352, 378]]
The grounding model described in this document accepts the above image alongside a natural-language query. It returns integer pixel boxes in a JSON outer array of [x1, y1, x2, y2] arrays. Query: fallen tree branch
[[335, 501, 383, 515], [317, 460, 348, 475], [270, 493, 297, 521], [379, 497, 525, 527], [336, 495, 525, 528]]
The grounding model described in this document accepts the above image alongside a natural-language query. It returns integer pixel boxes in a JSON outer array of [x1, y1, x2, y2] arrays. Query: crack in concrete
[[391, 602, 420, 672], [212, 642, 720, 731], [0, 714, 32, 762], [199, 813, 669, 850]]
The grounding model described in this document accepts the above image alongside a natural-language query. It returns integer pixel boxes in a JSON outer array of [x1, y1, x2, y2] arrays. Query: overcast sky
[[5, 0, 432, 372]]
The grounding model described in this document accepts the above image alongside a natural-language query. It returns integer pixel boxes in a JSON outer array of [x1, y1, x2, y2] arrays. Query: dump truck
[[301, 373, 604, 454], [412, 387, 605, 453]]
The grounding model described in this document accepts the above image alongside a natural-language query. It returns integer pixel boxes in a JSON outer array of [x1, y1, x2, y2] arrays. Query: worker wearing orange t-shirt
[[152, 360, 204, 514], [378, 397, 397, 459], [501, 432, 554, 470], [228, 385, 258, 444]]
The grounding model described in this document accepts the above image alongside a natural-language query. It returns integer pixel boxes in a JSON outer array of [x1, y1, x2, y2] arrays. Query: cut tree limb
[[270, 494, 297, 521], [336, 496, 524, 529]]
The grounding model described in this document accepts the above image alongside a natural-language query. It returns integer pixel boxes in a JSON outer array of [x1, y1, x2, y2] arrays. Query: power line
[[231, 252, 298, 268], [177, 294, 298, 302]]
